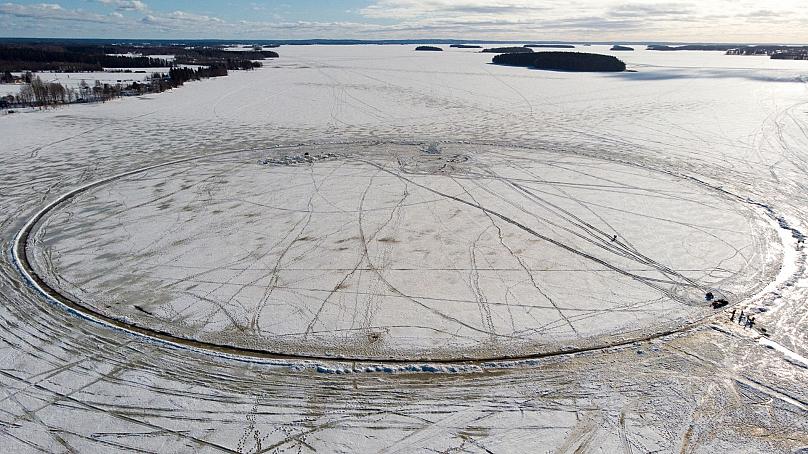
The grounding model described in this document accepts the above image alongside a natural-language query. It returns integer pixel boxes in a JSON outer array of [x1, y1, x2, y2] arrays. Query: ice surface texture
[[27, 143, 779, 360]]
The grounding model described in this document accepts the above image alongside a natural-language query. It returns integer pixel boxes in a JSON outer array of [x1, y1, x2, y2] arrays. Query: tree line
[[1, 65, 232, 109], [0, 44, 171, 72], [0, 43, 277, 73], [482, 47, 534, 54], [726, 46, 808, 59], [91, 44, 278, 67]]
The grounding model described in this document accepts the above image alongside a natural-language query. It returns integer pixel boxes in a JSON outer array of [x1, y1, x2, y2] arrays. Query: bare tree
[[17, 85, 34, 105], [31, 76, 46, 106]]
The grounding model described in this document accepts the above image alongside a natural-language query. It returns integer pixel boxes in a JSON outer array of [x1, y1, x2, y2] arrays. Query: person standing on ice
[[730, 309, 736, 321]]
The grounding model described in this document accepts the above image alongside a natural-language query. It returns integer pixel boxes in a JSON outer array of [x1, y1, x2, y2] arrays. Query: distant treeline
[[415, 46, 443, 51], [770, 52, 808, 60], [1, 65, 230, 109], [524, 44, 575, 49], [727, 46, 808, 60], [647, 43, 808, 60], [0, 43, 277, 72], [492, 52, 626, 72], [96, 45, 277, 65], [167, 66, 228, 84], [1, 71, 19, 83], [482, 47, 533, 54], [647, 44, 739, 51], [449, 44, 482, 49], [0, 44, 171, 72]]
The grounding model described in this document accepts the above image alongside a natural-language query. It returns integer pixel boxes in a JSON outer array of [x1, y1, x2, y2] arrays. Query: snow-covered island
[[492, 51, 627, 72]]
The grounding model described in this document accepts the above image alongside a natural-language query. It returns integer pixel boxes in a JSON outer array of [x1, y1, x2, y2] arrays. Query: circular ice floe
[[22, 142, 782, 361]]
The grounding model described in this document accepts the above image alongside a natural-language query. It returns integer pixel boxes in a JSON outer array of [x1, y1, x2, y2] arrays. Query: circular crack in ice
[[20, 142, 783, 361]]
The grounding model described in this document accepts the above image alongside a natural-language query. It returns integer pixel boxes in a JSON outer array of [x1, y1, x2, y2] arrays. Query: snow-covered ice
[[26, 143, 781, 360], [0, 44, 807, 452]]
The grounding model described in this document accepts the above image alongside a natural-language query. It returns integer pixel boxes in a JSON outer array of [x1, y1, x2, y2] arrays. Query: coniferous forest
[[492, 51, 626, 72]]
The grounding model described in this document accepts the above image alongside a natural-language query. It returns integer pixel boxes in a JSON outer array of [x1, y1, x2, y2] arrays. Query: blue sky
[[1, 1, 807, 42]]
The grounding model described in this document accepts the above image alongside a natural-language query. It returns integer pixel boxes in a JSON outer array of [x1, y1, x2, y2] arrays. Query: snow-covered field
[[0, 82, 23, 96], [1, 71, 163, 96], [1, 44, 807, 452], [1, 63, 199, 98], [47, 70, 167, 86]]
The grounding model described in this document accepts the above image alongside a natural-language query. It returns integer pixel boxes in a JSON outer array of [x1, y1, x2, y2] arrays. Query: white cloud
[[97, 0, 148, 13], [355, 0, 808, 42], [360, 0, 558, 21], [140, 10, 225, 30], [609, 3, 694, 18], [1, 0, 807, 41], [0, 2, 123, 24], [0, 2, 227, 32]]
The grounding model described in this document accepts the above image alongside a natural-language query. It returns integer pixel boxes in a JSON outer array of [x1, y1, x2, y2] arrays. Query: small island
[[611, 45, 634, 51], [492, 51, 626, 72], [449, 44, 483, 49], [415, 46, 443, 51], [647, 44, 736, 51], [524, 44, 575, 49], [481, 47, 534, 54]]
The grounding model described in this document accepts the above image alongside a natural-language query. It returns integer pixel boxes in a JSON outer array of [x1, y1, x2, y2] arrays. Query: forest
[[0, 44, 170, 72], [492, 51, 626, 72], [0, 43, 277, 72]]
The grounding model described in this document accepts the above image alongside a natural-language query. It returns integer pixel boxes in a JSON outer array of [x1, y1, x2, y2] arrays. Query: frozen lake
[[1, 44, 807, 452], [27, 143, 779, 360]]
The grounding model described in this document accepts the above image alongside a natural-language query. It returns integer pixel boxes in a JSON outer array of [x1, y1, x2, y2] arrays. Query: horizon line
[[1, 36, 807, 47]]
